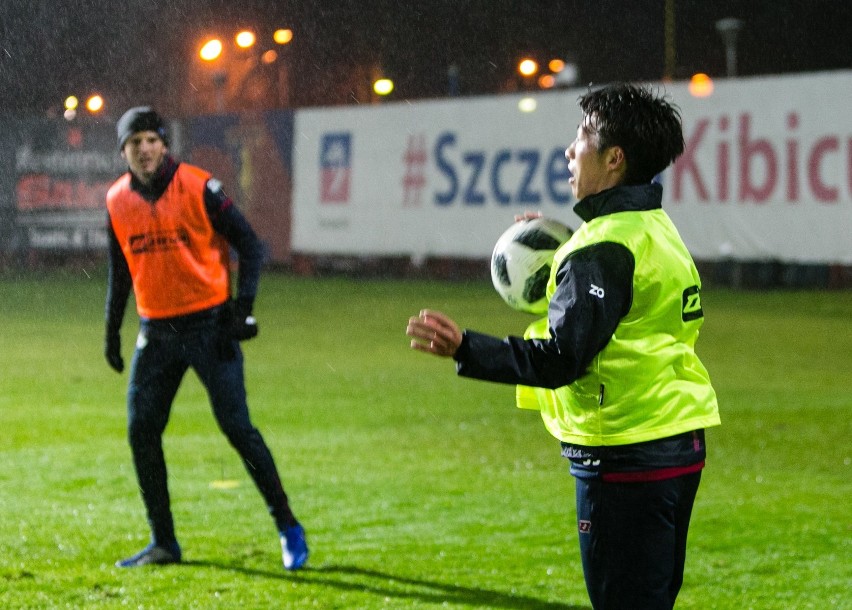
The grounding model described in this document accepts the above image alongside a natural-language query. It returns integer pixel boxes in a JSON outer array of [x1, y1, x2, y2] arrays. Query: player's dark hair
[[578, 83, 684, 184]]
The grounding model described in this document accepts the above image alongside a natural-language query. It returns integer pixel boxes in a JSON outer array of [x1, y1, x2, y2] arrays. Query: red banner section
[[16, 174, 113, 211]]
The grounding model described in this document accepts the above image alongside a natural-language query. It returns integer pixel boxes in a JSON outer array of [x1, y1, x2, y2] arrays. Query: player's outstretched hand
[[514, 210, 543, 222], [407, 309, 462, 358]]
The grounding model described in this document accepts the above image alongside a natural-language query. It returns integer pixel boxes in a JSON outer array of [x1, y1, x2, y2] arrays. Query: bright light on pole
[[64, 95, 79, 111], [273, 28, 293, 45], [196, 27, 295, 113], [86, 94, 104, 112], [199, 38, 225, 112], [518, 58, 538, 77], [199, 39, 223, 61], [538, 74, 555, 89], [235, 30, 255, 49], [373, 78, 394, 96]]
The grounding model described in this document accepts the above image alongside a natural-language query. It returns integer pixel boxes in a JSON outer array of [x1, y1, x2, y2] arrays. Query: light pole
[[273, 29, 294, 107], [664, 0, 675, 80], [197, 28, 293, 113], [715, 17, 744, 77], [211, 71, 227, 113], [199, 38, 226, 113]]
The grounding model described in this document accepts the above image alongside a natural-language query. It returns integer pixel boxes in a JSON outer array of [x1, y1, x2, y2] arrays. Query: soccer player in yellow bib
[[407, 83, 720, 610]]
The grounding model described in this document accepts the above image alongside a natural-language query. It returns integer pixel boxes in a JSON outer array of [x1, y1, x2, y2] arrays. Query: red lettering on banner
[[738, 114, 777, 203], [808, 138, 839, 202], [18, 175, 48, 209], [786, 114, 800, 201], [849, 138, 852, 196], [52, 180, 73, 205], [671, 112, 849, 205], [16, 174, 112, 211], [717, 116, 730, 202], [673, 118, 710, 202]]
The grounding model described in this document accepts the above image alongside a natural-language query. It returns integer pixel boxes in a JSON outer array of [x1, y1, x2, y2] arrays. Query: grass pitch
[[0, 270, 849, 609]]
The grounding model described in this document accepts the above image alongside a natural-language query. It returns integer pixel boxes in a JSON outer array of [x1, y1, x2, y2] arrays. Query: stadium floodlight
[[235, 30, 255, 49], [373, 78, 394, 96], [518, 58, 538, 77], [273, 29, 293, 45], [199, 39, 223, 62], [86, 94, 104, 113]]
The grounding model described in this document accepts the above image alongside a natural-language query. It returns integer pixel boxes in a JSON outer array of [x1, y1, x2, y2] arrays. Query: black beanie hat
[[116, 106, 168, 149]]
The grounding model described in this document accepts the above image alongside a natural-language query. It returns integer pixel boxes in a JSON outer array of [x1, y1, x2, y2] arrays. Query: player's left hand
[[230, 313, 259, 341], [514, 210, 543, 222], [221, 299, 259, 341], [407, 309, 462, 358], [104, 331, 124, 373]]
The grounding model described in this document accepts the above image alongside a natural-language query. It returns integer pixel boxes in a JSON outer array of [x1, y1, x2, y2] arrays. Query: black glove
[[105, 332, 124, 373], [222, 299, 259, 342], [218, 300, 258, 361]]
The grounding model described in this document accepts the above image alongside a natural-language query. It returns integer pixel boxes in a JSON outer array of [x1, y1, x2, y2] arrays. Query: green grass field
[[0, 270, 849, 609]]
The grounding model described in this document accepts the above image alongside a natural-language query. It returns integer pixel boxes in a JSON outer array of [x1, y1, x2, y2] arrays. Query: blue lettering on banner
[[432, 131, 572, 207], [320, 132, 352, 204]]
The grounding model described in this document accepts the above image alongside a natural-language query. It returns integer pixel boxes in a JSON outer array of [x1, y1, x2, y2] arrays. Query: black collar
[[573, 183, 663, 222], [129, 155, 180, 202]]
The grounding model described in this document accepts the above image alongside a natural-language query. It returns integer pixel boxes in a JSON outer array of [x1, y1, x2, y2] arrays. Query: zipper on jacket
[[598, 384, 605, 405]]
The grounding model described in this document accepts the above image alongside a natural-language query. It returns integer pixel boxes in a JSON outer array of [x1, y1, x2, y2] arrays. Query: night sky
[[0, 0, 849, 117]]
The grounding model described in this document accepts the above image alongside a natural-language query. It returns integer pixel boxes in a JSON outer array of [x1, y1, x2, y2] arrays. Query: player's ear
[[605, 145, 625, 170]]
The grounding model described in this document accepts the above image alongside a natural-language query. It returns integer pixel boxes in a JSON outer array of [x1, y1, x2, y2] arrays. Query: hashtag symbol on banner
[[402, 134, 427, 207]]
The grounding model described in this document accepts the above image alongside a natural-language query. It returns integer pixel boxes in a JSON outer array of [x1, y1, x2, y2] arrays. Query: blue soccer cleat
[[280, 524, 308, 570], [116, 541, 182, 568]]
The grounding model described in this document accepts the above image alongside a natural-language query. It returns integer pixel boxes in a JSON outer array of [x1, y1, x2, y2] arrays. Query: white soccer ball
[[490, 217, 574, 314]]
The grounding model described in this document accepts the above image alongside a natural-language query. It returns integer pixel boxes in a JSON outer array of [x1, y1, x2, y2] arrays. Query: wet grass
[[0, 270, 849, 609]]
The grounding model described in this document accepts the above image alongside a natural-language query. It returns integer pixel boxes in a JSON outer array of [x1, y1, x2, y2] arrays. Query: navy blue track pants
[[575, 471, 702, 610], [126, 316, 293, 544]]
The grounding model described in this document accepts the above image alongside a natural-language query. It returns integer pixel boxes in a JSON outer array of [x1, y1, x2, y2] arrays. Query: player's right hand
[[407, 309, 462, 358], [105, 333, 124, 373]]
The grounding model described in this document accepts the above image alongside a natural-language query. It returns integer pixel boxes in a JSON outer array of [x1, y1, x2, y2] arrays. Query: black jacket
[[454, 184, 660, 388], [455, 183, 706, 477]]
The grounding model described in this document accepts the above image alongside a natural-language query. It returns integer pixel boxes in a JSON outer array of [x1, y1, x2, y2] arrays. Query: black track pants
[[574, 471, 702, 610], [126, 317, 296, 544]]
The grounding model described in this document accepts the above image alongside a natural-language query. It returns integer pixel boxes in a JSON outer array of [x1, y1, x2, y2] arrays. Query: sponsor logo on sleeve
[[682, 285, 704, 321]]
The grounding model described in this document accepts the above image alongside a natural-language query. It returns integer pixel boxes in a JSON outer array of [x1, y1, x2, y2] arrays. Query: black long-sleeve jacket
[[454, 185, 650, 387], [454, 184, 707, 478], [105, 156, 263, 336]]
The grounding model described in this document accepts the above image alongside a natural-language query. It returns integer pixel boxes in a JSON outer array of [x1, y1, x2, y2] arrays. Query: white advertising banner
[[292, 71, 852, 264]]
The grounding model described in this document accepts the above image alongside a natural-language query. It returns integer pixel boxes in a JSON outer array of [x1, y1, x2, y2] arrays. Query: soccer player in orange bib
[[105, 107, 308, 570]]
